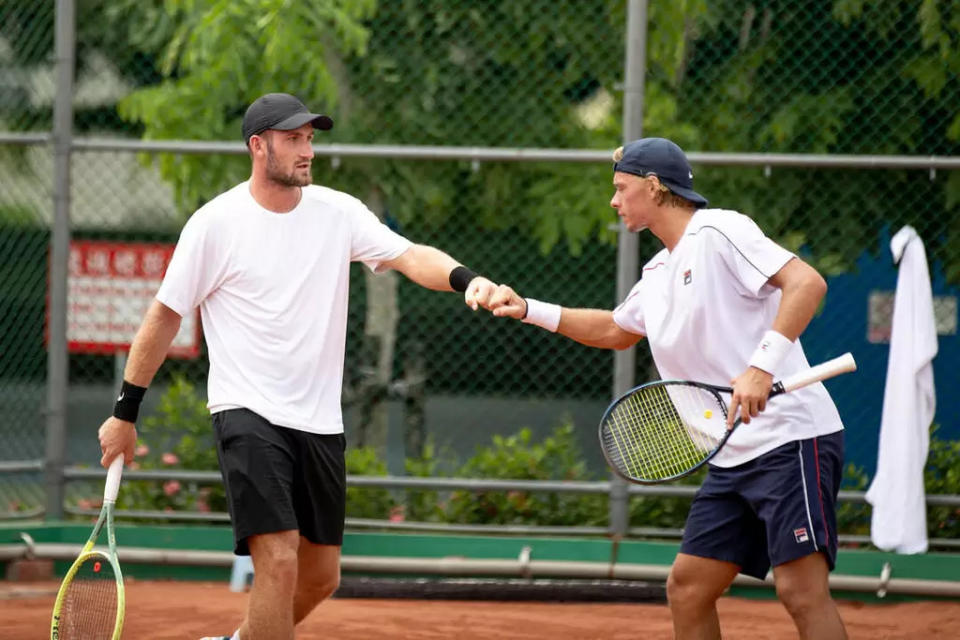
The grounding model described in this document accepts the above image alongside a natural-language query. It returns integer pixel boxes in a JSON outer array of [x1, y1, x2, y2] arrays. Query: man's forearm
[[557, 308, 642, 350], [386, 244, 462, 291], [123, 300, 182, 386]]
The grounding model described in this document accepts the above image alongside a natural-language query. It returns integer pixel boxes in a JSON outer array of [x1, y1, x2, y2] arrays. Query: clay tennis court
[[3, 580, 958, 639]]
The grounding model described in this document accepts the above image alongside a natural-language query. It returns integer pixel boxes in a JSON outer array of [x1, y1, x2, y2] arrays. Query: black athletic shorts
[[680, 430, 844, 579], [212, 408, 347, 555]]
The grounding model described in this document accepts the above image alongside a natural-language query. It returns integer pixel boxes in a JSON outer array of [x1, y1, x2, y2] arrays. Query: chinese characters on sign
[[61, 241, 200, 358]]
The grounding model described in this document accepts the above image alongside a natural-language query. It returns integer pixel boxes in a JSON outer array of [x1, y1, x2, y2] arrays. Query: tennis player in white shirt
[[97, 93, 498, 640], [487, 137, 848, 640]]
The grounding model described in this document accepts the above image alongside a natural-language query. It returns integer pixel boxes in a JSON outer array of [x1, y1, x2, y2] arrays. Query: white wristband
[[748, 330, 793, 375], [522, 298, 562, 332]]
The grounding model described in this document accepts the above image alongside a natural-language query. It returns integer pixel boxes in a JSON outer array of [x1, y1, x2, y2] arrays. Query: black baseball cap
[[614, 137, 708, 208], [241, 93, 333, 143]]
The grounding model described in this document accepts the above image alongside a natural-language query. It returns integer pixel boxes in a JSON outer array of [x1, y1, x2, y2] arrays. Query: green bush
[[445, 423, 607, 527], [402, 441, 448, 523], [629, 466, 706, 530], [104, 382, 960, 543], [926, 429, 960, 540], [344, 446, 393, 520], [114, 375, 226, 516], [836, 463, 871, 539]]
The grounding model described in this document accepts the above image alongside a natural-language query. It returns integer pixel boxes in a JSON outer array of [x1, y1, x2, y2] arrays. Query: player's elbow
[[609, 328, 643, 350], [804, 268, 827, 304], [782, 259, 827, 305], [149, 300, 184, 328]]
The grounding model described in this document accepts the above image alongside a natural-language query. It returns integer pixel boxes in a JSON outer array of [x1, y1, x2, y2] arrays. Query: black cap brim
[[661, 179, 708, 208], [272, 112, 334, 132]]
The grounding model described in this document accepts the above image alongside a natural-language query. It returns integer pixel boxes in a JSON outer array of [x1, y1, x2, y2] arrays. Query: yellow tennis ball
[[704, 410, 713, 419]]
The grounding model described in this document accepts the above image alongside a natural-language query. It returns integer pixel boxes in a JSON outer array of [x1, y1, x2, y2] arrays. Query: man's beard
[[265, 149, 311, 187]]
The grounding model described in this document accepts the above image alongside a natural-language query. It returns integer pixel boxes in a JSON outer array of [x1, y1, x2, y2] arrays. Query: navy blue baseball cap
[[614, 138, 708, 208], [242, 93, 333, 143]]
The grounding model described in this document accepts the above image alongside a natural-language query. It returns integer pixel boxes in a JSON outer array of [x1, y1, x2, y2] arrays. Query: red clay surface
[[3, 580, 958, 639]]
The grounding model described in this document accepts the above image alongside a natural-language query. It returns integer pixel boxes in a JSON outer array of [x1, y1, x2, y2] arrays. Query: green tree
[[661, 1, 960, 279], [112, 0, 630, 255], [114, 0, 375, 209]]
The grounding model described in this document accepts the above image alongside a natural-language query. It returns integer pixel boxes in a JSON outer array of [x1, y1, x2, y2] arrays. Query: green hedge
[[98, 376, 960, 542]]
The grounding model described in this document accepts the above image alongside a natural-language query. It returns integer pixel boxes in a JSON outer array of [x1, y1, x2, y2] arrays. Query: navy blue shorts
[[213, 408, 347, 555], [680, 430, 844, 579]]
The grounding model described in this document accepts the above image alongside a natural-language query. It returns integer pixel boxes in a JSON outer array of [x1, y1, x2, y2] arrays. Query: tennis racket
[[598, 352, 856, 485], [51, 455, 125, 640]]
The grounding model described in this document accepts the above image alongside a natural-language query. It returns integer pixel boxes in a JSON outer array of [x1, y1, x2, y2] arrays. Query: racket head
[[51, 550, 124, 640], [598, 380, 731, 484]]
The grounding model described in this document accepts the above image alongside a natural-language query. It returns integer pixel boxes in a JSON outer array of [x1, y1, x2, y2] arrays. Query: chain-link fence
[[2, 2, 959, 532]]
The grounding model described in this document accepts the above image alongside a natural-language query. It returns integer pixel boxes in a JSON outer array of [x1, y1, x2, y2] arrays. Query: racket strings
[[602, 383, 725, 481], [624, 386, 705, 477], [59, 556, 119, 639]]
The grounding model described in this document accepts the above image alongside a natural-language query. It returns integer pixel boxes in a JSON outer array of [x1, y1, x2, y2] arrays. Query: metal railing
[[18, 466, 948, 550], [5, 131, 960, 169]]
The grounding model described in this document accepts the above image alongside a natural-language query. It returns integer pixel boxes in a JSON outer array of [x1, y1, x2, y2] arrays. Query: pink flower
[[128, 461, 140, 470], [135, 444, 149, 457], [77, 498, 94, 510], [389, 505, 405, 523], [163, 480, 181, 496], [196, 499, 210, 513], [161, 452, 179, 465]]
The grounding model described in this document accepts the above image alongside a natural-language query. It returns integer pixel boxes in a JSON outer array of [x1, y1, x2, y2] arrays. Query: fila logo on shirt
[[682, 269, 692, 285], [793, 527, 809, 543]]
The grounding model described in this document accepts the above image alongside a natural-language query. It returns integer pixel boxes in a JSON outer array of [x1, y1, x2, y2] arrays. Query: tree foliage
[[665, 1, 960, 278], [5, 1, 959, 269]]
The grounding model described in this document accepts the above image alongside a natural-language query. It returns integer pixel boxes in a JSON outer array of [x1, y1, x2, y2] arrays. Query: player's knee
[[294, 568, 339, 623], [305, 568, 339, 602], [775, 577, 826, 620], [667, 567, 712, 611], [255, 545, 299, 584]]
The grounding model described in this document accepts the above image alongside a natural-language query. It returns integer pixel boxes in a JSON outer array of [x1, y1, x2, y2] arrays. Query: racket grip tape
[[779, 352, 857, 393], [103, 455, 124, 504]]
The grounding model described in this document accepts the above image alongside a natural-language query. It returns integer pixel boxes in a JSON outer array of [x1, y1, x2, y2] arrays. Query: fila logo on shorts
[[683, 269, 692, 285], [794, 527, 809, 543]]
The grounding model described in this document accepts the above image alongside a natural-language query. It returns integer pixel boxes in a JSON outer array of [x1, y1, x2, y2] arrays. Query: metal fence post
[[609, 0, 649, 538], [44, 0, 76, 520]]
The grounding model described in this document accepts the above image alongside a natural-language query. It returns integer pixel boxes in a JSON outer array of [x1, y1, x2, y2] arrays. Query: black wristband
[[113, 380, 148, 423], [449, 265, 479, 292]]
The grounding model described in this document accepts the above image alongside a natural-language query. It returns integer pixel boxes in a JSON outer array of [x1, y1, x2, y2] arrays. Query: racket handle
[[103, 455, 124, 504], [778, 352, 857, 393]]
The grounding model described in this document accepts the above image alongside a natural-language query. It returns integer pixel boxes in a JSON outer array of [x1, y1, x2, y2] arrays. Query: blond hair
[[613, 146, 696, 210]]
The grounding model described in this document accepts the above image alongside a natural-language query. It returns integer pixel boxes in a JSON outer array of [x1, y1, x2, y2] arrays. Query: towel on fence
[[865, 225, 938, 554]]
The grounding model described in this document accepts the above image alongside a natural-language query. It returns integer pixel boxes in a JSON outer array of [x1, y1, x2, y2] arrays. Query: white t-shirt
[[156, 181, 413, 434], [612, 208, 844, 467]]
